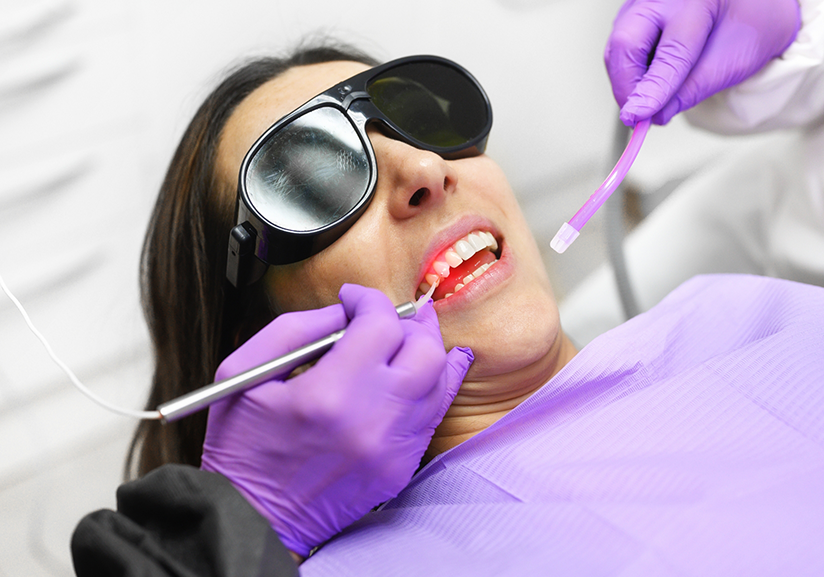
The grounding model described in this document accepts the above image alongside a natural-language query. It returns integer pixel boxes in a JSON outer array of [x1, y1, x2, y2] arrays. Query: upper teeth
[[418, 230, 499, 298]]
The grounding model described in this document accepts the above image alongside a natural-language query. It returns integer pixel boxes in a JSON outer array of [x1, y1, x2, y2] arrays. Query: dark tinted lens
[[366, 61, 488, 148], [245, 106, 370, 232]]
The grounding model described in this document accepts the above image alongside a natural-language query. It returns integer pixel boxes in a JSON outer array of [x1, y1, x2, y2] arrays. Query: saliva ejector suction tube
[[550, 118, 651, 254]]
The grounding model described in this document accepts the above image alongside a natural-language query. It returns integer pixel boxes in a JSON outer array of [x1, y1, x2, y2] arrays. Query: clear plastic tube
[[551, 118, 651, 254]]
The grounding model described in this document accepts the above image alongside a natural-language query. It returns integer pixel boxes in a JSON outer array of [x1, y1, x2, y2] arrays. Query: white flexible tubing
[[0, 273, 161, 420]]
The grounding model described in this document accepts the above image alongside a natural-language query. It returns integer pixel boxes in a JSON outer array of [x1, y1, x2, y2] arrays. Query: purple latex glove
[[200, 284, 473, 557], [605, 0, 801, 126]]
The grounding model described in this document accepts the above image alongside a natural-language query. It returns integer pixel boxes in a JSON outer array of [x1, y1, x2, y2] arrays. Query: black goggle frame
[[227, 55, 492, 287]]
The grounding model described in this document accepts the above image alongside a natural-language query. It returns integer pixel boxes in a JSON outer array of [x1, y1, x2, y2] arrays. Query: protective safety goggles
[[227, 55, 493, 287]]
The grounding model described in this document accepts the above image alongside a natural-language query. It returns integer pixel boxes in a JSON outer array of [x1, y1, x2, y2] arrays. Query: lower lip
[[432, 242, 512, 310]]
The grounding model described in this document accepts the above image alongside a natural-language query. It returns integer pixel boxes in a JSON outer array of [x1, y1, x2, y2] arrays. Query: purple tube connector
[[551, 118, 651, 254]]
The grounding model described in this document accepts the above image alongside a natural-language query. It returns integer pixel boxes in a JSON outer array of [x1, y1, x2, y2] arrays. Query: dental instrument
[[2, 267, 435, 422], [157, 283, 439, 423], [550, 118, 651, 254]]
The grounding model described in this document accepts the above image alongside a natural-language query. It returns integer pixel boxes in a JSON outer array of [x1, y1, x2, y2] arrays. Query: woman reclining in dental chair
[[72, 1, 824, 574]]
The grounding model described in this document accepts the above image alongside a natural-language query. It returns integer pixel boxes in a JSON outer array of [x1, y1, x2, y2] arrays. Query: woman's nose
[[368, 128, 458, 220]]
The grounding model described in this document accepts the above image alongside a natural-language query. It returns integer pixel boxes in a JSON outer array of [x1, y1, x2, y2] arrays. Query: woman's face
[[217, 60, 572, 402]]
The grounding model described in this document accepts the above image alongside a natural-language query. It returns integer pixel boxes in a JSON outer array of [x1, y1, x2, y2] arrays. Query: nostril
[[409, 188, 428, 206]]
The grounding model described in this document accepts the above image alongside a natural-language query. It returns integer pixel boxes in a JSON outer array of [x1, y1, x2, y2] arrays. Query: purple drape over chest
[[303, 275, 824, 576]]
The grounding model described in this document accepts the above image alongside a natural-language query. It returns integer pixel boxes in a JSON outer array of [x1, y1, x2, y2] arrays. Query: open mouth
[[416, 230, 502, 302]]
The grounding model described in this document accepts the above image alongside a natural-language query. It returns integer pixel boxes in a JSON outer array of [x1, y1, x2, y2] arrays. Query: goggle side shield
[[228, 55, 492, 287]]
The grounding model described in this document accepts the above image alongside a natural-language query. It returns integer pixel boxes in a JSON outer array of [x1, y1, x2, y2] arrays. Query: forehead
[[217, 60, 372, 185]]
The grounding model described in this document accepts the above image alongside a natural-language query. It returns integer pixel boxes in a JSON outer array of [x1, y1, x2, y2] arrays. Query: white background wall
[[0, 0, 740, 574]]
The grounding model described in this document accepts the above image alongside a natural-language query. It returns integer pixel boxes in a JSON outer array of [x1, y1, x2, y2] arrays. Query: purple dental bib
[[303, 274, 824, 577]]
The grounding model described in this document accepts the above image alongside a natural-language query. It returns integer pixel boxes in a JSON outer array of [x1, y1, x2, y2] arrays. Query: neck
[[427, 332, 577, 457]]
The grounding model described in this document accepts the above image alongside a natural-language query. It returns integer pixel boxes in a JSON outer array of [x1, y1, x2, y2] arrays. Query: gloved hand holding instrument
[[200, 283, 473, 558], [605, 0, 802, 126]]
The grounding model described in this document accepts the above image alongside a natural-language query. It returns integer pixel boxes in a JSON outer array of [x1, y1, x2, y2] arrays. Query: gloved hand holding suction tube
[[200, 283, 474, 558], [605, 0, 801, 126]]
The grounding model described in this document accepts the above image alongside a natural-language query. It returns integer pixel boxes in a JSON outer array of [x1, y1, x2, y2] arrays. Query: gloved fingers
[[405, 298, 440, 333], [424, 347, 475, 412], [204, 367, 302, 438], [442, 345, 474, 412], [214, 303, 348, 381], [617, 4, 716, 126], [654, 3, 798, 126], [604, 4, 663, 109], [399, 299, 443, 358], [385, 313, 449, 402], [332, 283, 406, 364], [338, 283, 396, 321], [412, 345, 473, 431], [653, 50, 722, 125]]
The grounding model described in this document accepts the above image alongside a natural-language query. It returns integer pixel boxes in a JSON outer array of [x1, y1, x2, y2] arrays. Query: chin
[[444, 292, 562, 379]]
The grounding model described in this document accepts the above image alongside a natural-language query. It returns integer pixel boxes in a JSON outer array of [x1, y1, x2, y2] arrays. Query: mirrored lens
[[367, 61, 488, 148], [245, 106, 371, 232]]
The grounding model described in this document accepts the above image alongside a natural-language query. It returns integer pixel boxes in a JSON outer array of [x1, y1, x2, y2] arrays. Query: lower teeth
[[430, 259, 498, 300]]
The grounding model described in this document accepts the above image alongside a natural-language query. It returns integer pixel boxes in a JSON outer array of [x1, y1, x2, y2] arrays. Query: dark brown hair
[[127, 41, 379, 479]]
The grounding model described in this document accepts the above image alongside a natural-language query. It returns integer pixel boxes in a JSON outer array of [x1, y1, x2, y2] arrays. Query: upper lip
[[416, 215, 500, 287]]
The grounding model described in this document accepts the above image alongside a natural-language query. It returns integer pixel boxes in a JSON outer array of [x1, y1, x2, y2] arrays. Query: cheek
[[263, 218, 400, 313], [439, 283, 561, 377], [464, 158, 525, 223], [312, 209, 413, 302], [264, 259, 342, 313], [487, 169, 531, 228]]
